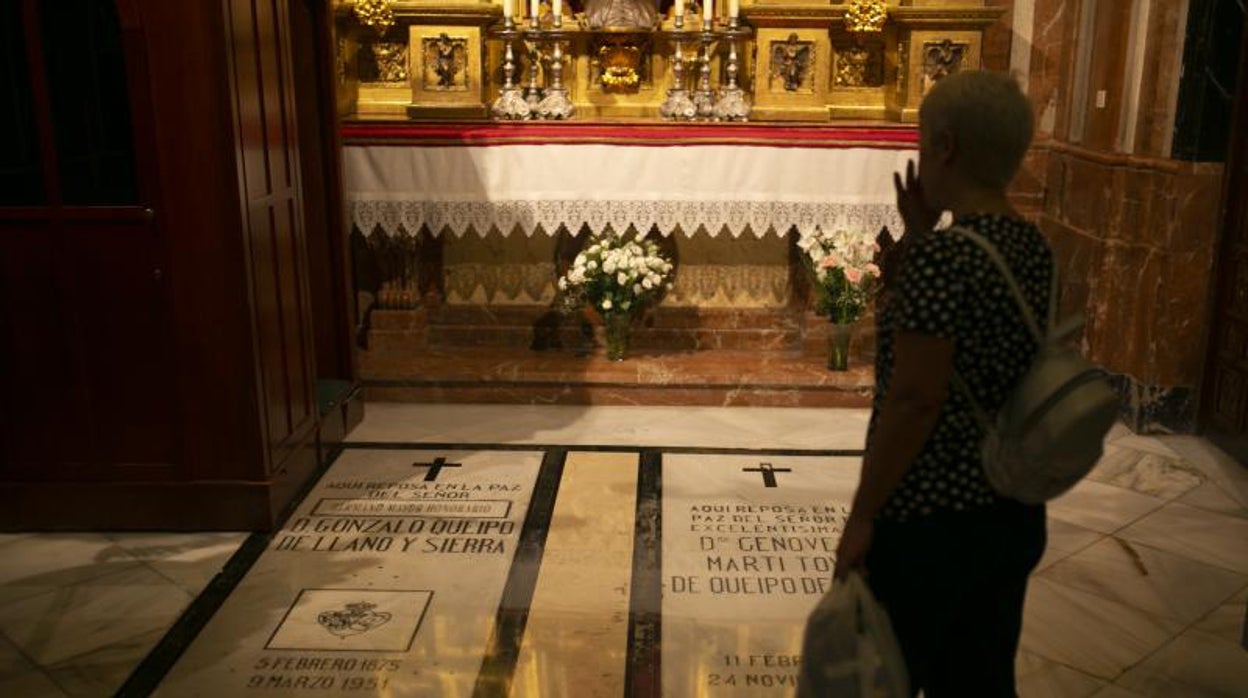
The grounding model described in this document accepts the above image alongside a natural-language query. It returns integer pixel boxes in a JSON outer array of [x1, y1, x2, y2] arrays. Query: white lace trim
[[445, 263, 557, 304], [349, 199, 902, 239]]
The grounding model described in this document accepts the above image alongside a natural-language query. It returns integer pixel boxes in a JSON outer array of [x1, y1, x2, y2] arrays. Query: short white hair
[[919, 71, 1034, 190]]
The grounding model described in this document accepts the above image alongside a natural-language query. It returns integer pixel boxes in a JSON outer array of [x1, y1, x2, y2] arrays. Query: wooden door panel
[[228, 0, 317, 471], [247, 199, 290, 447], [0, 216, 177, 478], [68, 220, 178, 469], [0, 221, 89, 471], [274, 197, 313, 429]]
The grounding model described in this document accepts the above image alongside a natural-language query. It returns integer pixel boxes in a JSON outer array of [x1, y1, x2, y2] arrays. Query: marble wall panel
[[1039, 213, 1102, 329], [1134, 0, 1187, 157], [1029, 0, 1078, 139], [1012, 144, 1049, 215], [1155, 245, 1219, 386], [1085, 241, 1165, 378], [1115, 165, 1161, 246], [1170, 165, 1226, 253], [1054, 150, 1117, 233], [1013, 0, 1230, 432]]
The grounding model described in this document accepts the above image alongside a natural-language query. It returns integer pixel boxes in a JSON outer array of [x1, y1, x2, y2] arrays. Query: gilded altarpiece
[[334, 1, 1003, 123]]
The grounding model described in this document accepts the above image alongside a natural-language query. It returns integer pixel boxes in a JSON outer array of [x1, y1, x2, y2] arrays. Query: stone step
[[359, 346, 874, 408], [423, 325, 802, 352], [367, 306, 814, 353], [420, 304, 802, 331]]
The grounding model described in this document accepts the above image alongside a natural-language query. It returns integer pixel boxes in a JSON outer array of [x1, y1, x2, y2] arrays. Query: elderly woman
[[833, 71, 1050, 696]]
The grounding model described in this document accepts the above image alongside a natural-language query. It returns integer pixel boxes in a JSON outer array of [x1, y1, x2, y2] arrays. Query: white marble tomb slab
[[661, 454, 859, 697], [155, 449, 543, 697]]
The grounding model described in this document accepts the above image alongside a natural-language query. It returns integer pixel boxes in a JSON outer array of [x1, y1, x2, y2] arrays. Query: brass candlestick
[[660, 30, 697, 120], [692, 30, 717, 119], [537, 31, 574, 119], [713, 19, 751, 121], [491, 29, 531, 120]]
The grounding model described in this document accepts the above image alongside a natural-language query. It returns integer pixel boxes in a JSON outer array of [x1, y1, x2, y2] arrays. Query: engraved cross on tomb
[[413, 456, 462, 481], [743, 462, 792, 488]]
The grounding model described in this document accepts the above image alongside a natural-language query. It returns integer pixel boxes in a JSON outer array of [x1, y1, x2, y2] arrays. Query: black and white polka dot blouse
[[870, 213, 1054, 522]]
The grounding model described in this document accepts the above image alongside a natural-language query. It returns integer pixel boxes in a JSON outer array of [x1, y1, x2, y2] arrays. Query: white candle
[[675, 0, 684, 21], [503, 0, 513, 19], [553, 0, 561, 20], [530, 0, 539, 22], [729, 0, 738, 18], [703, 0, 712, 24]]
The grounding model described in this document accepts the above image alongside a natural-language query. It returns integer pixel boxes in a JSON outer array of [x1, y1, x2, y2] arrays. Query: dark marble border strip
[[115, 444, 350, 697], [472, 448, 567, 698], [115, 532, 271, 697], [625, 450, 663, 698], [345, 441, 865, 457]]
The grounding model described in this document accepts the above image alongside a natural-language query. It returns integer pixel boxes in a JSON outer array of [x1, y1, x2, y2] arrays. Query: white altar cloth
[[343, 143, 916, 238]]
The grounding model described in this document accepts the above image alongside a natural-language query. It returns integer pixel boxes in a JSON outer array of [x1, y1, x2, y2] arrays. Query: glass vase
[[604, 311, 633, 361], [827, 321, 852, 371]]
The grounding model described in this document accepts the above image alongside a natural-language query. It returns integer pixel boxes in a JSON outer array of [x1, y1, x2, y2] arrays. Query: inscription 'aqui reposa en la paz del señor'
[[661, 454, 859, 695], [154, 450, 543, 697]]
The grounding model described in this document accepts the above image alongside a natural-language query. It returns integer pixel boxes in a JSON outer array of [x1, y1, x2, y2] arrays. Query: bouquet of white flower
[[558, 231, 674, 316], [557, 230, 674, 359], [797, 227, 880, 324]]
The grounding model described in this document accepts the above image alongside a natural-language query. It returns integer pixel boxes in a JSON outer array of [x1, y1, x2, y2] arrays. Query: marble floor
[[0, 404, 1244, 697]]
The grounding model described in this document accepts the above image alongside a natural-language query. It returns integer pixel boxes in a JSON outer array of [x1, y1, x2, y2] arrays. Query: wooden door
[[224, 0, 319, 472], [1201, 12, 1248, 463], [0, 0, 179, 478]]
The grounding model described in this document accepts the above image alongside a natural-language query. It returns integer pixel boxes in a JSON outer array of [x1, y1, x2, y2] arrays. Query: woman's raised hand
[[893, 160, 941, 236]]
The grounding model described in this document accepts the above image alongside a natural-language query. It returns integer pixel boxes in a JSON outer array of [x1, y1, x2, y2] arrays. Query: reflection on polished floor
[[0, 404, 1245, 697]]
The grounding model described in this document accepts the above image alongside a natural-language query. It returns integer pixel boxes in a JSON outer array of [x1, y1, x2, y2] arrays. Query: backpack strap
[[948, 225, 1051, 343], [944, 225, 1065, 432]]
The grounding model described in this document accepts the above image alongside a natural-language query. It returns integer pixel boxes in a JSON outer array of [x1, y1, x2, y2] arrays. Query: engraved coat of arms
[[317, 601, 392, 637]]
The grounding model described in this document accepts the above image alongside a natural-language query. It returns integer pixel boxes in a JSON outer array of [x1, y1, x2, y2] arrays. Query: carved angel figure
[[922, 39, 964, 93], [584, 0, 657, 29], [427, 33, 466, 89], [773, 34, 811, 92]]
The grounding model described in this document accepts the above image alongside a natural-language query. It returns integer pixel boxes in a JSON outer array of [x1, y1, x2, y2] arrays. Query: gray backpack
[[950, 227, 1119, 504]]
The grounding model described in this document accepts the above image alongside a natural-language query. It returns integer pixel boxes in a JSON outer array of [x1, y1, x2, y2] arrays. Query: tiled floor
[[0, 532, 248, 697], [0, 405, 1244, 697]]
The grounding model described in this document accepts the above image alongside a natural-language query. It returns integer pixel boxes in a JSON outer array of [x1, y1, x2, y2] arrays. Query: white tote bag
[[796, 571, 910, 698]]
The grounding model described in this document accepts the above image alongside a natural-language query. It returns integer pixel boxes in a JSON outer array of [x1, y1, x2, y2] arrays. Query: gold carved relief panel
[[768, 34, 815, 94], [752, 27, 831, 121], [921, 38, 968, 94], [408, 25, 487, 118], [420, 33, 469, 91], [832, 41, 884, 88], [897, 29, 982, 121]]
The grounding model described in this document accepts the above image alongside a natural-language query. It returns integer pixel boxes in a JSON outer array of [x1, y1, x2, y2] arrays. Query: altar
[[344, 122, 914, 404], [334, 0, 997, 405], [345, 120, 914, 302]]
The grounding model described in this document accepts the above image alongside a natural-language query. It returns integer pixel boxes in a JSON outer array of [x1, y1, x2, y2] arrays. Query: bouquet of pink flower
[[797, 227, 881, 323]]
